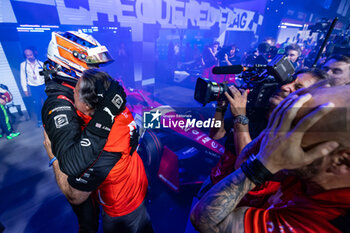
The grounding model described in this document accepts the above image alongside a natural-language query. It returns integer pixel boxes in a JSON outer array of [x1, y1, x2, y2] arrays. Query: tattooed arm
[[190, 168, 254, 233], [234, 134, 262, 170], [191, 93, 338, 233]]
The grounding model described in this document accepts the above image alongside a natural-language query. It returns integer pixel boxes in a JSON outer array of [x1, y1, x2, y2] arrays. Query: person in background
[[220, 45, 241, 66], [0, 84, 20, 140], [245, 42, 271, 65], [184, 42, 194, 62], [167, 41, 181, 70], [322, 54, 350, 86], [263, 37, 276, 47], [285, 43, 302, 70], [202, 41, 220, 80], [116, 42, 132, 82], [202, 41, 220, 68], [281, 37, 290, 48], [193, 44, 201, 61], [20, 47, 46, 127]]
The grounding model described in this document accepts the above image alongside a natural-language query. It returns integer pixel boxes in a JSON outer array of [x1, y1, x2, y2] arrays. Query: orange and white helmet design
[[47, 31, 113, 82]]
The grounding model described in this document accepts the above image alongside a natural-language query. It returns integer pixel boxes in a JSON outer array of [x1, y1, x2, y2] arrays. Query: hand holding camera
[[224, 86, 248, 117]]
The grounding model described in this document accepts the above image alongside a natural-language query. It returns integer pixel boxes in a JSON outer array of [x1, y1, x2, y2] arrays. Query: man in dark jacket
[[42, 31, 127, 232]]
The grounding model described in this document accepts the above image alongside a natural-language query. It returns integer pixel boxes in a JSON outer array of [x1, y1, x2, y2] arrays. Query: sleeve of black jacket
[[67, 151, 122, 191], [42, 97, 108, 177]]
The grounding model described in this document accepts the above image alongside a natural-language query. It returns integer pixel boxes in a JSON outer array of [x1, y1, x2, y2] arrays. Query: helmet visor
[[86, 46, 114, 65]]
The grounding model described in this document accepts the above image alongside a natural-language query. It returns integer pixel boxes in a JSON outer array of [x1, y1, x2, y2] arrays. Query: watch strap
[[234, 115, 249, 125]]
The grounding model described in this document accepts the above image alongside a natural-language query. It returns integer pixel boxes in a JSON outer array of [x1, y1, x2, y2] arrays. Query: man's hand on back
[[86, 80, 127, 138]]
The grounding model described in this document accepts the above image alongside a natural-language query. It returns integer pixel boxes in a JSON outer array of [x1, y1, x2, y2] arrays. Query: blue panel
[[63, 0, 90, 11], [12, 0, 56, 6], [11, 1, 60, 25]]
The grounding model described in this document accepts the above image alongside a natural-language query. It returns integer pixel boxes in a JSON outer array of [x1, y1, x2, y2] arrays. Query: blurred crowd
[[167, 33, 350, 86]]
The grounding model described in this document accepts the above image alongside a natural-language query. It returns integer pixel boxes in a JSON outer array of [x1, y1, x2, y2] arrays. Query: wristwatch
[[234, 115, 249, 125]]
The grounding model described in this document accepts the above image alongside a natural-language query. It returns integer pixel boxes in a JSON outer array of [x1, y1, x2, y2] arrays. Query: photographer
[[191, 84, 350, 233], [219, 45, 241, 66], [209, 68, 328, 185], [245, 42, 270, 66]]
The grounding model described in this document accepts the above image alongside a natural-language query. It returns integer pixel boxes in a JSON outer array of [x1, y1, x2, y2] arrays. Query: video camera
[[308, 18, 331, 36], [194, 55, 295, 107], [258, 42, 279, 61]]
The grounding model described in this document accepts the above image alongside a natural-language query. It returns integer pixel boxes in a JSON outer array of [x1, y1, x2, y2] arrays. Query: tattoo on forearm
[[191, 168, 254, 233], [235, 137, 260, 169]]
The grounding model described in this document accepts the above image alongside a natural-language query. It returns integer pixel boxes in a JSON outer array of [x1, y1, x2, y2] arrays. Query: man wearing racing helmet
[[41, 31, 128, 232], [42, 31, 125, 177], [44, 69, 153, 233]]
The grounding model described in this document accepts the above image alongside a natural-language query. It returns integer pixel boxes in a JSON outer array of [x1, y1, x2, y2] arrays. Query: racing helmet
[[45, 31, 113, 85], [0, 84, 13, 103]]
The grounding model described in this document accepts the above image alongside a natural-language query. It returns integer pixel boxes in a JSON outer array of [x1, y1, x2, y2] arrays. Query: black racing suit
[[42, 80, 121, 177], [42, 80, 126, 233]]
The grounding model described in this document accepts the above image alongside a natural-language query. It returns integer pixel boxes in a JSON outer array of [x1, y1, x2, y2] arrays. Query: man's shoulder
[[42, 96, 79, 127], [43, 94, 76, 116], [44, 95, 74, 108], [45, 82, 74, 98]]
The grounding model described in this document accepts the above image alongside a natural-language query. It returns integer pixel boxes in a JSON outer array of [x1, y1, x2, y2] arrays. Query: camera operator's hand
[[224, 86, 248, 117], [256, 93, 339, 174]]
